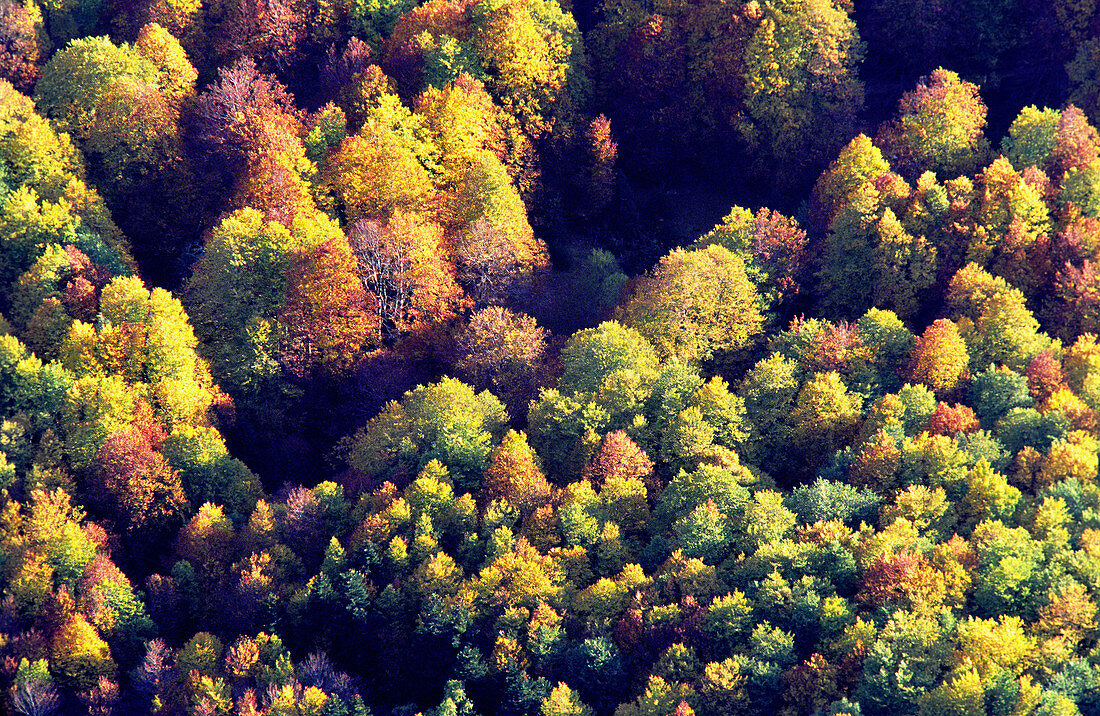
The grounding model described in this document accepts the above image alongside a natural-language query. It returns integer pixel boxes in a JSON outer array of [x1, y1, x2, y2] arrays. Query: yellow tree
[[49, 613, 116, 691], [319, 97, 435, 223], [617, 245, 764, 367], [415, 73, 507, 172], [134, 23, 197, 105], [469, 0, 586, 138], [739, 0, 865, 189], [907, 319, 970, 395], [875, 68, 991, 179], [453, 153, 549, 301]]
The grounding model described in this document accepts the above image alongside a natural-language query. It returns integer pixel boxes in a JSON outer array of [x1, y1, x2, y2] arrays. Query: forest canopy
[[7, 1, 1100, 716]]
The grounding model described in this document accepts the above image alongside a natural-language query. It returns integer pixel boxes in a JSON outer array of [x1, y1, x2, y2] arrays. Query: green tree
[[186, 208, 343, 395], [738, 352, 801, 468], [0, 81, 132, 283], [784, 477, 880, 526], [33, 36, 157, 142], [816, 182, 887, 318], [1002, 105, 1061, 171], [871, 208, 938, 321], [969, 365, 1033, 426], [161, 425, 261, 521], [557, 321, 658, 396], [350, 0, 418, 47], [673, 500, 731, 564], [857, 308, 916, 395], [347, 377, 508, 493], [735, 490, 796, 553], [970, 519, 1044, 617], [856, 609, 950, 715]]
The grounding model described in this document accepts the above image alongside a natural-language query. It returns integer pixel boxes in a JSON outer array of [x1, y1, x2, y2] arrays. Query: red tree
[[93, 430, 187, 533]]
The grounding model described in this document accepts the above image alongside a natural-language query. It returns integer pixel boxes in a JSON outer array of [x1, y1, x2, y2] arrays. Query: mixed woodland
[[10, 0, 1100, 714]]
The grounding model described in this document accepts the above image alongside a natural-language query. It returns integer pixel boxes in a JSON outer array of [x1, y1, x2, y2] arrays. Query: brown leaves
[[279, 238, 378, 379], [926, 402, 980, 436], [858, 549, 945, 611], [581, 431, 655, 493], [455, 306, 552, 416], [190, 57, 297, 171], [482, 430, 551, 514], [92, 429, 186, 532], [348, 212, 464, 344], [0, 0, 43, 92]]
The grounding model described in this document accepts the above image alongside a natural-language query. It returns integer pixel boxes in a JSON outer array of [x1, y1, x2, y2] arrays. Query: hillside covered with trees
[[7, 0, 1100, 715]]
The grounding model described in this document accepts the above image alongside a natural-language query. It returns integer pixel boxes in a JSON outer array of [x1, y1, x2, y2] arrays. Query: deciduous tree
[[279, 238, 377, 378], [617, 245, 764, 367], [455, 306, 551, 417], [907, 319, 970, 395], [0, 0, 45, 92], [875, 68, 991, 180]]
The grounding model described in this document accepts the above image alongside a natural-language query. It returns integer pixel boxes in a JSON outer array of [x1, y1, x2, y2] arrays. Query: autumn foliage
[[11, 5, 1100, 716]]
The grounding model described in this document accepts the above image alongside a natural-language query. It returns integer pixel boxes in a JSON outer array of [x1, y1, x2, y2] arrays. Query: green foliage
[[656, 464, 748, 526], [857, 308, 915, 395], [673, 500, 731, 564], [738, 352, 800, 467], [161, 425, 261, 520], [11, 8, 1100, 716], [350, 0, 419, 47], [557, 321, 658, 396], [34, 37, 157, 141], [784, 478, 881, 526], [187, 208, 343, 395], [970, 365, 1033, 426], [569, 249, 628, 319], [1003, 106, 1061, 171], [348, 377, 508, 492], [736, 490, 796, 553], [856, 609, 950, 714], [971, 520, 1045, 617]]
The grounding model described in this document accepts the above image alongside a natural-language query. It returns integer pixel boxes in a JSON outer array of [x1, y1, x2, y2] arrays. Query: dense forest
[[8, 0, 1100, 714]]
